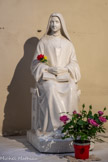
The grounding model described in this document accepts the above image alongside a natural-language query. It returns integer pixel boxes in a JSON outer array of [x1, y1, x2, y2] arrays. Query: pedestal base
[[27, 130, 74, 153]]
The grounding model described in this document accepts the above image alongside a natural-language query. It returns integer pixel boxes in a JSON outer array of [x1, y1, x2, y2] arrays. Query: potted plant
[[60, 104, 108, 160]]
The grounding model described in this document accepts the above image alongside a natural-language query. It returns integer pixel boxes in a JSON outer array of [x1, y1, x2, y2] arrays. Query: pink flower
[[99, 116, 107, 123], [60, 115, 69, 124], [98, 111, 104, 116], [73, 110, 77, 114], [88, 118, 99, 127]]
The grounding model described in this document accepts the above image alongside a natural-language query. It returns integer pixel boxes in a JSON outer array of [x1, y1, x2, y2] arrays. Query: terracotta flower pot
[[74, 140, 90, 160]]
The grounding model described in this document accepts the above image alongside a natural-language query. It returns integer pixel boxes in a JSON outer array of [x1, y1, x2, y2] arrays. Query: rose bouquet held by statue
[[37, 54, 47, 63]]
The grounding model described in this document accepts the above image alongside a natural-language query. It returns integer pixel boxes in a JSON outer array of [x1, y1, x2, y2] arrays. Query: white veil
[[45, 13, 71, 41]]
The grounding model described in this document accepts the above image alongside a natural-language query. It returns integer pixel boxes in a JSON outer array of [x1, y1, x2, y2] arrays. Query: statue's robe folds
[[31, 35, 81, 133]]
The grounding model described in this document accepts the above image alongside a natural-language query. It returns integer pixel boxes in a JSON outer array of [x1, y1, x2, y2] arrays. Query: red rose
[[37, 54, 44, 60]]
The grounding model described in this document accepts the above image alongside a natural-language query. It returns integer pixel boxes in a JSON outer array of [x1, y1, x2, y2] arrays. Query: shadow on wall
[[2, 37, 39, 136]]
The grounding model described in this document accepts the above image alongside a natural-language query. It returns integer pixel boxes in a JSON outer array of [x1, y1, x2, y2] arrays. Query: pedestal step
[[27, 130, 74, 153]]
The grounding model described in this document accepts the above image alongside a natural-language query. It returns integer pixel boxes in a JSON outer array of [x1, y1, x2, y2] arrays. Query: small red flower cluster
[[37, 54, 44, 60]]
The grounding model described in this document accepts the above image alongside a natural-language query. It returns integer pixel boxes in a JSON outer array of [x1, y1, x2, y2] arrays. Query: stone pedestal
[[27, 88, 74, 153], [27, 130, 74, 153], [27, 88, 94, 153]]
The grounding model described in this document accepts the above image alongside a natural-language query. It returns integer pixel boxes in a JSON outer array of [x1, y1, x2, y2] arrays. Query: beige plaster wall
[[0, 0, 108, 136]]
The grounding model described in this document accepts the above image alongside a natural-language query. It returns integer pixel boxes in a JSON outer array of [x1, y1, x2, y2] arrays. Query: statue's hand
[[55, 67, 68, 75], [48, 67, 57, 75], [48, 67, 68, 75]]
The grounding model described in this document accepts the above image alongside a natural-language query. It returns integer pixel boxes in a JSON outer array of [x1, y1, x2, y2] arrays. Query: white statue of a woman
[[31, 13, 81, 137]]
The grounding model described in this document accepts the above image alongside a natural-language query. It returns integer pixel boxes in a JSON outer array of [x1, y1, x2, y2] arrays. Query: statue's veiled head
[[49, 16, 61, 34], [45, 13, 71, 41]]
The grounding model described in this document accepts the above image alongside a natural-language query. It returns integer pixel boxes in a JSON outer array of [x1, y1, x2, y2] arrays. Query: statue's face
[[50, 16, 61, 32]]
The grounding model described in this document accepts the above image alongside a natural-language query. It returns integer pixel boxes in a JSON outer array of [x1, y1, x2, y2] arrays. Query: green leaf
[[104, 107, 106, 111], [94, 114, 99, 121], [88, 110, 92, 117], [82, 104, 85, 108], [106, 115, 108, 120], [89, 105, 92, 110], [78, 120, 85, 125], [101, 129, 105, 133]]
